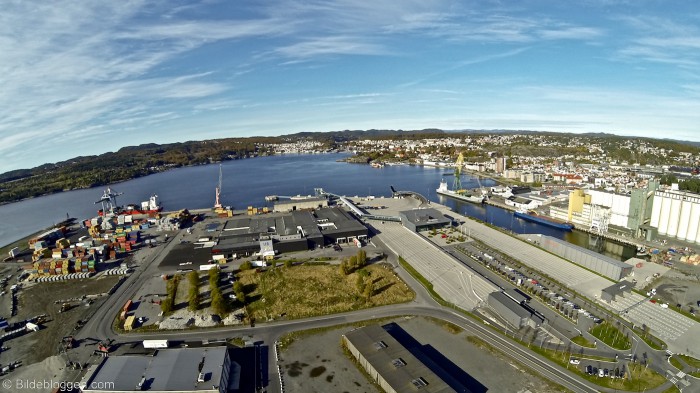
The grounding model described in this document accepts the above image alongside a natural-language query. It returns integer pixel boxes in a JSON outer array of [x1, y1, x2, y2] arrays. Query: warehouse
[[399, 208, 451, 232], [273, 197, 328, 212], [80, 347, 230, 393], [343, 324, 458, 393], [487, 291, 541, 329], [534, 235, 632, 281], [212, 207, 368, 257]]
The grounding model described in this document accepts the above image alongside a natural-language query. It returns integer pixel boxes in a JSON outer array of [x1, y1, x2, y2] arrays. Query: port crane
[[452, 153, 465, 191], [95, 187, 123, 214], [214, 164, 223, 209]]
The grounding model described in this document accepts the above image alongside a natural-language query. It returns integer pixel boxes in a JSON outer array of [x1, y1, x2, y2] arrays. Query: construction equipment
[[62, 336, 75, 350], [58, 303, 72, 313]]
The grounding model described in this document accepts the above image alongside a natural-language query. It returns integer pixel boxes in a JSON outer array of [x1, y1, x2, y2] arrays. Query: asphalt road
[[72, 225, 686, 393]]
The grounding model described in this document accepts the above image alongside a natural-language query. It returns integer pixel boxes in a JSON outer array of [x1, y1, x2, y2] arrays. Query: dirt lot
[[280, 316, 565, 393], [238, 263, 414, 321], [3, 275, 121, 367], [647, 268, 700, 316]]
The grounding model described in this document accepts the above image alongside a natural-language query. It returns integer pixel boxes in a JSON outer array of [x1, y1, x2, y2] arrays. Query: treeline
[[0, 137, 282, 204], [659, 176, 700, 194]]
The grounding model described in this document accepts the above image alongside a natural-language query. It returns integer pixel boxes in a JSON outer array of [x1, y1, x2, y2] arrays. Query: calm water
[[0, 153, 633, 260]]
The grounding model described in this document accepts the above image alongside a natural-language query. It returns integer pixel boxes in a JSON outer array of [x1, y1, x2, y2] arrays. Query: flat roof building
[[343, 324, 458, 393], [273, 197, 328, 212], [488, 291, 535, 329], [601, 280, 635, 302], [399, 208, 451, 232], [213, 207, 367, 257], [532, 235, 632, 281], [80, 347, 230, 393]]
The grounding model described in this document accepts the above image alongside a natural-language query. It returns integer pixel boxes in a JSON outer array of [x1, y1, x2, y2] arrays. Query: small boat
[[265, 195, 279, 202]]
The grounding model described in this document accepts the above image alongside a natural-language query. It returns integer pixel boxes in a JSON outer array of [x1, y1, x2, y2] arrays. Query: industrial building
[[487, 291, 542, 329], [399, 208, 451, 232], [80, 347, 231, 393], [273, 197, 328, 212], [343, 324, 457, 393], [532, 235, 632, 281], [650, 189, 700, 243], [550, 182, 659, 239], [212, 207, 368, 257]]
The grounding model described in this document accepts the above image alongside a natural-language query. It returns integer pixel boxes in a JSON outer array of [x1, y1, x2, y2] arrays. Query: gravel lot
[[1, 274, 121, 369], [280, 316, 564, 393]]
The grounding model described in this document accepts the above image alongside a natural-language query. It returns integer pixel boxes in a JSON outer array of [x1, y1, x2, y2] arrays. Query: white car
[[598, 369, 605, 377], [569, 358, 580, 365], [660, 303, 669, 308]]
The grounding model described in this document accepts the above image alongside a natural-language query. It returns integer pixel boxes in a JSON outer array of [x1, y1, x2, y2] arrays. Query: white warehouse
[[650, 190, 700, 243]]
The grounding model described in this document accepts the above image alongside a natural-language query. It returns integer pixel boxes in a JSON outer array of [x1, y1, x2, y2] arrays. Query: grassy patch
[[589, 321, 631, 350], [237, 264, 414, 321], [529, 344, 665, 391], [679, 354, 700, 369], [229, 337, 245, 347], [669, 356, 683, 370], [633, 327, 666, 350], [465, 336, 572, 393], [571, 335, 595, 348], [661, 384, 681, 393], [279, 316, 406, 351], [425, 317, 462, 334]]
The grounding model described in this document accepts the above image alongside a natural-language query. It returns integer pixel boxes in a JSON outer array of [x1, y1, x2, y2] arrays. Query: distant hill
[[1, 128, 697, 204]]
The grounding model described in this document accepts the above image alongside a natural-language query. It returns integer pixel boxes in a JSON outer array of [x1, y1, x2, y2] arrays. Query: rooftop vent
[[391, 358, 406, 368], [411, 377, 428, 389], [373, 341, 387, 350]]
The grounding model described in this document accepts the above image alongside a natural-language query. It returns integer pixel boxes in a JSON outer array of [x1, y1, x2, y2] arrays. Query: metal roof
[[344, 324, 457, 393], [84, 347, 227, 392], [538, 235, 631, 269], [399, 208, 451, 226]]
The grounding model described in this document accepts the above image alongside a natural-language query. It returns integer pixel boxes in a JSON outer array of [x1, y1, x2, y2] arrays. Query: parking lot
[[373, 221, 497, 311]]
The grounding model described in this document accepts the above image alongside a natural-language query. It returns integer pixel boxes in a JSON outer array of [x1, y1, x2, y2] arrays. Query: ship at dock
[[436, 179, 484, 203], [514, 209, 573, 231], [435, 152, 485, 204], [96, 188, 162, 216]]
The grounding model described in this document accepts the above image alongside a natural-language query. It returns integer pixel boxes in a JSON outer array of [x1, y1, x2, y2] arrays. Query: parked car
[[586, 365, 593, 374], [569, 358, 580, 365], [598, 368, 605, 377], [604, 368, 609, 377]]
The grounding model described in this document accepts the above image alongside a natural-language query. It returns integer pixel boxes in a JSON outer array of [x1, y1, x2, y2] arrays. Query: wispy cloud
[[0, 1, 297, 171], [272, 36, 389, 60], [399, 47, 530, 88], [614, 15, 700, 69]]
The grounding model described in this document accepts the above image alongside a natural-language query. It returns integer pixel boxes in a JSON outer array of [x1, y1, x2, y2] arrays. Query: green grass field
[[589, 321, 631, 350], [571, 335, 595, 348]]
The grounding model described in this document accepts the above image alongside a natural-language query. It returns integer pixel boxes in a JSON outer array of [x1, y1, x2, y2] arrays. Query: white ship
[[436, 179, 484, 203]]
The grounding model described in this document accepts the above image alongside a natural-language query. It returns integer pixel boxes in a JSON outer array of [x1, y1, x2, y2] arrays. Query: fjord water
[[0, 153, 634, 260]]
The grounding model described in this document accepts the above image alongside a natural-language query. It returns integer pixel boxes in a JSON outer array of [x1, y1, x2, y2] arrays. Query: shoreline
[[0, 152, 349, 207]]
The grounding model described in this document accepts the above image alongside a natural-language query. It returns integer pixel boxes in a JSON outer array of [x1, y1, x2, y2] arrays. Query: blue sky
[[1, 1, 699, 172]]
